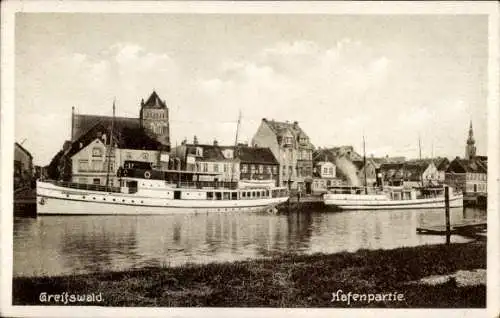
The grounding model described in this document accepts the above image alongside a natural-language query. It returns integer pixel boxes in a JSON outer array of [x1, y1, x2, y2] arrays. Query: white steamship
[[36, 162, 289, 215]]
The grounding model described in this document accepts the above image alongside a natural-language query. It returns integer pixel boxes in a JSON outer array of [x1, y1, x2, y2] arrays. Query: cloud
[[193, 39, 393, 145]]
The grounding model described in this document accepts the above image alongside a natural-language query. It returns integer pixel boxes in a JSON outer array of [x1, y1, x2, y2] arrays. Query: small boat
[[323, 185, 463, 210], [36, 166, 289, 215]]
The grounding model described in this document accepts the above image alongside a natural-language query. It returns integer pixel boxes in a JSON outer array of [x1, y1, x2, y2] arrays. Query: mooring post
[[445, 186, 451, 244]]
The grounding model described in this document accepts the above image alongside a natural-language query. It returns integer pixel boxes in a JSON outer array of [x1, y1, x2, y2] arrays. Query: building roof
[[446, 157, 487, 174], [262, 118, 313, 149], [142, 91, 167, 109], [66, 121, 163, 158], [185, 144, 227, 162], [313, 148, 336, 163], [313, 147, 363, 163], [235, 146, 278, 165], [14, 142, 33, 159], [352, 157, 383, 170], [73, 114, 139, 142], [476, 155, 487, 162]]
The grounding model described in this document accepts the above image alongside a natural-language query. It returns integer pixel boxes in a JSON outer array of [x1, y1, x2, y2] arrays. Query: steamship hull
[[36, 181, 289, 215], [323, 193, 464, 210]]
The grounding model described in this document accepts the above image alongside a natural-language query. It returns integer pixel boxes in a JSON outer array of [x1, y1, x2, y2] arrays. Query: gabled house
[[66, 121, 165, 186], [252, 118, 314, 192], [404, 159, 439, 186], [14, 142, 34, 189], [445, 157, 487, 194], [433, 157, 450, 183], [313, 147, 364, 186], [377, 160, 439, 187], [311, 161, 342, 194]]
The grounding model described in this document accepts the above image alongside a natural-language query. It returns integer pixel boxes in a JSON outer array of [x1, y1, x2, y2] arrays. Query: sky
[[15, 13, 488, 166]]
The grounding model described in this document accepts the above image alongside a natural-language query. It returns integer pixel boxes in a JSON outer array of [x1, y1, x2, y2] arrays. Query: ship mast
[[105, 98, 116, 190], [231, 110, 242, 184], [363, 135, 367, 194], [419, 135, 423, 187]]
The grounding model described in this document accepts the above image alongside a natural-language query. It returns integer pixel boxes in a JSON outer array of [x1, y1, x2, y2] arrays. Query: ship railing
[[327, 186, 384, 195], [47, 180, 121, 193], [176, 181, 239, 190]]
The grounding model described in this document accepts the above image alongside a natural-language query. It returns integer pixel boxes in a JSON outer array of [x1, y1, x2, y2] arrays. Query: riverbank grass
[[13, 242, 485, 307]]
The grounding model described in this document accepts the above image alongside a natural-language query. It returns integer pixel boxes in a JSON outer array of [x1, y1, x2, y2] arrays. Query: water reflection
[[13, 207, 486, 277]]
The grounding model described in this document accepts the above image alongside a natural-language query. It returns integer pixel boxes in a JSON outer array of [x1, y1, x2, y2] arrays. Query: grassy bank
[[13, 242, 485, 307]]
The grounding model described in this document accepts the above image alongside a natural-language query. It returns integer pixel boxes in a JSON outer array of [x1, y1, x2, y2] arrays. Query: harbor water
[[13, 206, 486, 277]]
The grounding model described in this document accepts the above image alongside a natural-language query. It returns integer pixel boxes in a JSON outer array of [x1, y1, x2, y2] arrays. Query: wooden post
[[445, 186, 451, 244]]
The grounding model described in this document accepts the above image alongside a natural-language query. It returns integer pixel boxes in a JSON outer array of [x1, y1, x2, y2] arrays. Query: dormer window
[[284, 137, 293, 145], [92, 147, 103, 157], [196, 147, 203, 157]]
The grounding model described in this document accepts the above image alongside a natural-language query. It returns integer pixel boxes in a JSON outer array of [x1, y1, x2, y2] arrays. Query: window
[[241, 164, 248, 173], [207, 192, 214, 200], [288, 166, 293, 176], [231, 192, 237, 200], [92, 147, 102, 157], [91, 160, 103, 171], [251, 165, 256, 173], [258, 165, 264, 174], [323, 167, 328, 174], [329, 167, 333, 175], [142, 152, 149, 160], [203, 163, 208, 172], [266, 166, 272, 174], [126, 152, 132, 159], [224, 164, 228, 172], [93, 178, 100, 185], [273, 166, 278, 174], [79, 177, 87, 184], [103, 161, 114, 172], [78, 160, 89, 171], [214, 163, 219, 173]]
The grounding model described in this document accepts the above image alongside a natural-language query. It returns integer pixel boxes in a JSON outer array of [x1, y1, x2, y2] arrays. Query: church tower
[[139, 91, 170, 150], [465, 120, 476, 160]]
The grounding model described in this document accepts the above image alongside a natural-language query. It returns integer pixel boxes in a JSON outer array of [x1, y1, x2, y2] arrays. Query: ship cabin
[[116, 161, 288, 201], [327, 185, 450, 201]]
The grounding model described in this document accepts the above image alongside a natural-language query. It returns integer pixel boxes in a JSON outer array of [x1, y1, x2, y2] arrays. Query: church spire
[[465, 120, 476, 160], [467, 120, 475, 144]]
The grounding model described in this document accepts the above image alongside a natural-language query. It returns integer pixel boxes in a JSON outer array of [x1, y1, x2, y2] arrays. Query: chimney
[[213, 139, 218, 146], [141, 98, 144, 106], [193, 135, 198, 145], [262, 118, 267, 122], [293, 121, 298, 127]]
